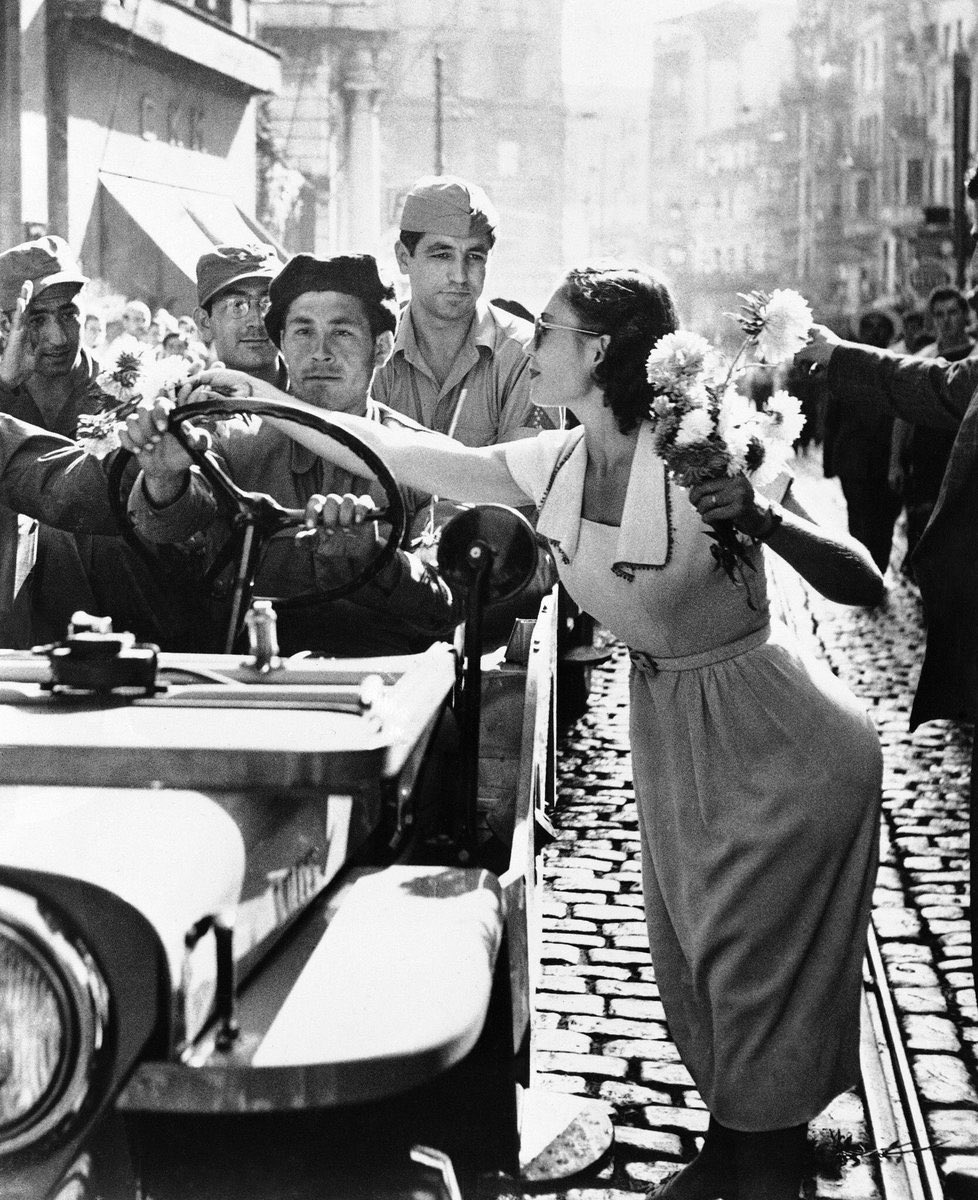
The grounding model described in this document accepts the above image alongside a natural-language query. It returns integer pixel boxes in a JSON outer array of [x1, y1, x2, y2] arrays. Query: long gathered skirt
[[628, 622, 882, 1131]]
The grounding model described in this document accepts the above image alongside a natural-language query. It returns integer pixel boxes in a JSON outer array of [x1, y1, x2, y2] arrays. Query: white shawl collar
[[536, 423, 671, 579]]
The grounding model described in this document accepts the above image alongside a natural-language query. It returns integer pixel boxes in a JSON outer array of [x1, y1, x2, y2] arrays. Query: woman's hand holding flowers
[[689, 474, 781, 542]]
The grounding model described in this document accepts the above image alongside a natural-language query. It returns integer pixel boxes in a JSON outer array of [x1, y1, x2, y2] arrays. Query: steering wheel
[[109, 391, 408, 654]]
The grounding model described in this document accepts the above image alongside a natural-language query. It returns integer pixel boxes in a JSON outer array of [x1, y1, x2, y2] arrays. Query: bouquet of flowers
[[77, 337, 191, 457], [645, 288, 811, 591]]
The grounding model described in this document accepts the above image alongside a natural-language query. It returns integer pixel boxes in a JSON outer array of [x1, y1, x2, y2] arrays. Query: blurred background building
[[1, 0, 281, 313], [3, 0, 978, 327]]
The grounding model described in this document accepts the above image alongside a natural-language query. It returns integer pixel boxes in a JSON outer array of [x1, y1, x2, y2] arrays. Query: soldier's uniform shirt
[[371, 300, 556, 446]]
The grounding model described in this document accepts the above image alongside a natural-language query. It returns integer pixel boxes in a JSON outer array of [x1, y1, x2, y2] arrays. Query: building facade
[[0, 0, 280, 313], [254, 0, 564, 310], [653, 0, 978, 334]]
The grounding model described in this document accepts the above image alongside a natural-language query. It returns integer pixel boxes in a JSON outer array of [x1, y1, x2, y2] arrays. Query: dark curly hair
[[560, 263, 679, 434]]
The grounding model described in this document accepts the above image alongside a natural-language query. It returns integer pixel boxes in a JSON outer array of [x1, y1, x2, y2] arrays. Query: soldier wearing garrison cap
[[371, 174, 558, 447], [194, 243, 287, 389], [127, 252, 457, 657]]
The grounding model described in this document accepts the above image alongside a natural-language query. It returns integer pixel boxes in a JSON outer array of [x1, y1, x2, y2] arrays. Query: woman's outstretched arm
[[203, 370, 532, 508]]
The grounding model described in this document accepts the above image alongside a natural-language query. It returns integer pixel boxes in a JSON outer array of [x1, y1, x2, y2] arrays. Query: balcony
[[67, 0, 281, 93]]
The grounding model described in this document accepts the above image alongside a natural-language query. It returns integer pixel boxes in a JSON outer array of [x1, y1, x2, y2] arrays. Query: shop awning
[[95, 172, 284, 311]]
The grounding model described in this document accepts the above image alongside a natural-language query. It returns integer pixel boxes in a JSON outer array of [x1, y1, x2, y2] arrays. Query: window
[[189, 108, 205, 152], [906, 158, 923, 204], [856, 176, 871, 216], [139, 95, 157, 141], [166, 104, 183, 147]]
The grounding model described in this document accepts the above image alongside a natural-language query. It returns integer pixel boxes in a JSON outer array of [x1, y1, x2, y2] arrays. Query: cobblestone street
[[530, 456, 977, 1200]]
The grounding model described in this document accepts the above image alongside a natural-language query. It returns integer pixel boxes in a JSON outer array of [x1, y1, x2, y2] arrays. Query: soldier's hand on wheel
[[302, 492, 382, 560], [118, 398, 195, 493], [0, 281, 38, 389]]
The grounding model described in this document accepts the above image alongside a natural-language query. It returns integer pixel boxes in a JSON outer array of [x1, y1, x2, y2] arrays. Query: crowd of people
[[81, 298, 210, 372], [1, 166, 976, 1200]]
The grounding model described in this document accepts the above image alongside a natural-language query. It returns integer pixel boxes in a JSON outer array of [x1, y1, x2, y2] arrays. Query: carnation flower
[[673, 407, 714, 447], [736, 289, 813, 363], [765, 389, 806, 446], [645, 330, 714, 388], [80, 347, 191, 458], [643, 284, 813, 605]]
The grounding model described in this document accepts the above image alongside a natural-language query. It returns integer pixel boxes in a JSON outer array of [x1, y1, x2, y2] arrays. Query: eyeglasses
[[218, 294, 273, 319], [532, 315, 603, 349]]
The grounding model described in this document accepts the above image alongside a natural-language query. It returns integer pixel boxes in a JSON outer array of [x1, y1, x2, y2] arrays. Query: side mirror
[[436, 504, 538, 604]]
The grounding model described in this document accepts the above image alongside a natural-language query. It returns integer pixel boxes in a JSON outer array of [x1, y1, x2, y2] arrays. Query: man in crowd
[[194, 243, 288, 388], [126, 253, 457, 656], [821, 309, 902, 573], [890, 285, 974, 570], [0, 235, 193, 645], [371, 174, 556, 446], [796, 164, 978, 967]]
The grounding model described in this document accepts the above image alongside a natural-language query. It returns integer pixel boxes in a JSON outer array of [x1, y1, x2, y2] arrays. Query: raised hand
[[0, 281, 38, 388], [793, 323, 842, 371]]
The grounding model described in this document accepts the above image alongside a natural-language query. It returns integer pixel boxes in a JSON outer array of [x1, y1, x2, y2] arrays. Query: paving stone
[[535, 1051, 628, 1079], [535, 1029, 592, 1053], [538, 974, 589, 994], [913, 1054, 978, 1105], [609, 999, 667, 1021], [594, 981, 660, 1000], [589, 949, 652, 966], [612, 1126, 684, 1158], [639, 1104, 711, 1133], [873, 907, 923, 939], [886, 960, 941, 987], [540, 943, 584, 965], [547, 964, 631, 981], [598, 1080, 672, 1108], [880, 941, 932, 963], [536, 992, 606, 1016], [544, 918, 600, 934], [638, 1062, 696, 1087], [929, 1108, 978, 1152], [535, 1072, 587, 1096], [892, 986, 949, 1014]]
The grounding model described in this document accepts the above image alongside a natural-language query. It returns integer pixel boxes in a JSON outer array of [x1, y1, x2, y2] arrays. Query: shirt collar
[[393, 298, 494, 361]]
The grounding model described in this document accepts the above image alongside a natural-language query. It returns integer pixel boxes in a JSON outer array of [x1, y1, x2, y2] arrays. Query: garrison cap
[[264, 253, 398, 346], [0, 236, 88, 312], [196, 243, 283, 309], [399, 175, 498, 240]]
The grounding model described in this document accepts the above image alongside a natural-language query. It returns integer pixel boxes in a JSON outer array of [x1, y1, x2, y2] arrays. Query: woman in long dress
[[128, 263, 884, 1199]]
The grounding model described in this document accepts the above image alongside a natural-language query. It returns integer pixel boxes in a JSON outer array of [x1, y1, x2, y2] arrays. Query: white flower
[[143, 355, 192, 400], [753, 289, 813, 363], [765, 389, 806, 445], [646, 331, 714, 389], [674, 407, 714, 447], [749, 438, 792, 487]]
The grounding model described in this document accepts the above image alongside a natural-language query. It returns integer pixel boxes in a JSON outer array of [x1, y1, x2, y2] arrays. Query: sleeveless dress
[[503, 427, 882, 1131]]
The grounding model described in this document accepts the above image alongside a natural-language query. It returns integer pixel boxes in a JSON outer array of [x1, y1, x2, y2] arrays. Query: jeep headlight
[[0, 887, 109, 1156]]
